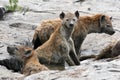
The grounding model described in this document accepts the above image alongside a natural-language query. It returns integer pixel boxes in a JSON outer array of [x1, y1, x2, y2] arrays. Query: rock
[[24, 59, 120, 80], [24, 66, 84, 80], [9, 22, 37, 30], [0, 44, 4, 48]]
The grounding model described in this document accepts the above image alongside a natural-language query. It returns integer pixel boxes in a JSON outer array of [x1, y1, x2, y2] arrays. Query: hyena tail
[[32, 33, 42, 49], [0, 58, 23, 72], [79, 55, 96, 61]]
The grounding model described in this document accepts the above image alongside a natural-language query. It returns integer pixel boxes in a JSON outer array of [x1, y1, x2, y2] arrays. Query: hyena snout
[[106, 29, 115, 35], [110, 30, 115, 35], [7, 45, 16, 55], [69, 23, 74, 27], [101, 27, 115, 35]]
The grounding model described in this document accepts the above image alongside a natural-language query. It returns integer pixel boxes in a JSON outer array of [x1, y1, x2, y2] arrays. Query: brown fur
[[95, 43, 114, 60], [80, 40, 120, 61], [7, 45, 48, 76], [32, 14, 115, 59], [33, 19, 62, 45], [111, 40, 120, 57], [34, 11, 80, 66]]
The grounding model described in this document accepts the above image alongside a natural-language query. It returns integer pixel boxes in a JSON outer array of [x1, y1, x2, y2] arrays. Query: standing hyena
[[32, 14, 115, 59], [7, 45, 48, 76], [35, 11, 80, 66]]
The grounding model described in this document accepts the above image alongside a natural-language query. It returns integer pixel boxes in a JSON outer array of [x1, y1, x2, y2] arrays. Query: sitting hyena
[[7, 45, 48, 76], [79, 40, 120, 61], [32, 14, 115, 59], [35, 11, 80, 66]]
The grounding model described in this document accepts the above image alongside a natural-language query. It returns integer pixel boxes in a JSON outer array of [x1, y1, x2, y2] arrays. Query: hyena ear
[[100, 15, 106, 25], [32, 33, 42, 49], [24, 50, 32, 58], [110, 16, 112, 20], [75, 10, 79, 19], [60, 12, 65, 20]]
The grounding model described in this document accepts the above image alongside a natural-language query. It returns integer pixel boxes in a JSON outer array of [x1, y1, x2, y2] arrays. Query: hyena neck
[[24, 51, 39, 65], [87, 16, 101, 34], [60, 24, 73, 40], [87, 22, 100, 34]]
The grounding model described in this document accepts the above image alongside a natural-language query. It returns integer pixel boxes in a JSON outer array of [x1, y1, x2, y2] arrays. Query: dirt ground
[[0, 0, 120, 80]]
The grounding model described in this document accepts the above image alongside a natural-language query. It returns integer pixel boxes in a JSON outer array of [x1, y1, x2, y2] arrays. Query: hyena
[[35, 11, 80, 66], [7, 45, 48, 76], [79, 40, 120, 61], [32, 14, 115, 59], [95, 40, 120, 60]]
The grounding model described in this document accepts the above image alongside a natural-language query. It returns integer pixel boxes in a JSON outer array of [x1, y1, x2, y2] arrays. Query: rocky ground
[[0, 0, 120, 80]]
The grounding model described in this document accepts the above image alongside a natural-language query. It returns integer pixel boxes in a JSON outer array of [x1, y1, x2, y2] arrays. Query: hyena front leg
[[69, 50, 80, 65], [63, 54, 75, 66], [69, 38, 80, 65]]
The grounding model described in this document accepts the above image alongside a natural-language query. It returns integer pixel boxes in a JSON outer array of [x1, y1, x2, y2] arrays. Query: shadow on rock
[[9, 22, 37, 30]]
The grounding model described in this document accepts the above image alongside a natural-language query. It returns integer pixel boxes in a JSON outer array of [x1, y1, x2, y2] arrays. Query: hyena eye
[[73, 19, 76, 21], [25, 50, 31, 55], [107, 24, 111, 27], [15, 47, 18, 50], [66, 19, 69, 21]]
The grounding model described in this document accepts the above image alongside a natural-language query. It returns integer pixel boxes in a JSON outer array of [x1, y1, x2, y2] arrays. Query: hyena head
[[59, 11, 79, 30], [7, 45, 33, 62], [99, 15, 115, 35]]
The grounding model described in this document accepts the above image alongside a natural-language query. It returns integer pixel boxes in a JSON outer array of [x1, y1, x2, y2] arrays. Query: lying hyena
[[79, 40, 120, 61], [95, 40, 120, 60], [7, 45, 48, 76], [35, 11, 80, 66], [32, 14, 115, 59]]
